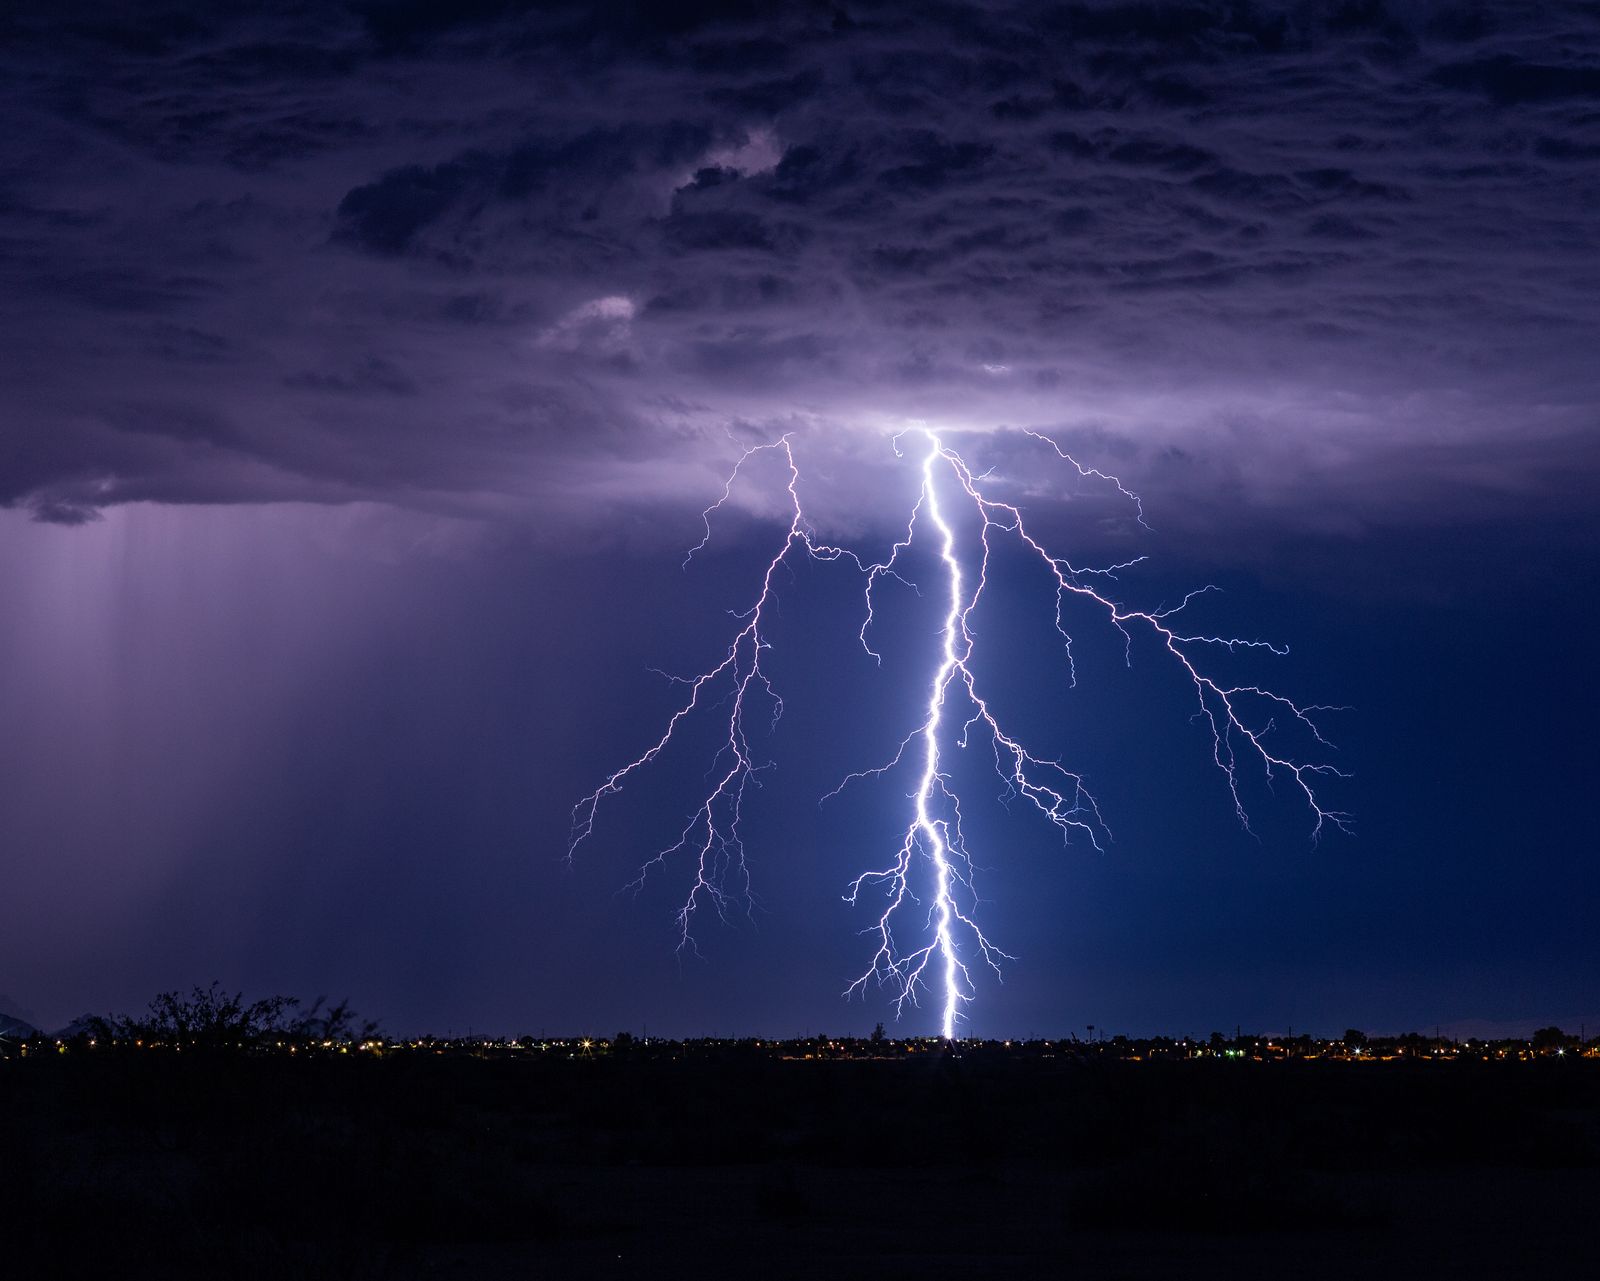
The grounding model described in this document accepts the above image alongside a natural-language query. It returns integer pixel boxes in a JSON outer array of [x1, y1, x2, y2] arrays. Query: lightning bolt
[[570, 426, 1348, 1036]]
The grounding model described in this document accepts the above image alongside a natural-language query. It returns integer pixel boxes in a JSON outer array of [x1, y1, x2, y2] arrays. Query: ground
[[7, 1050, 1596, 1277]]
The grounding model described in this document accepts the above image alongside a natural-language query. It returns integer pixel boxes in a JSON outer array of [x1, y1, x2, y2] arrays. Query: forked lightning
[[571, 427, 1347, 1037]]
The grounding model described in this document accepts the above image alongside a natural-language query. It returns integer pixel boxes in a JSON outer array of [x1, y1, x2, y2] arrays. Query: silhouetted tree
[[85, 982, 374, 1050], [291, 996, 379, 1043]]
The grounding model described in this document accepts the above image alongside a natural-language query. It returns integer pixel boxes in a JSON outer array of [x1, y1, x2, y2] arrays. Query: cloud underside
[[2, 0, 1598, 531]]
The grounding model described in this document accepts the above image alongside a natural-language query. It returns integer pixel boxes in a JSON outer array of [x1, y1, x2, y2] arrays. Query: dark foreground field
[[7, 1050, 1597, 1278]]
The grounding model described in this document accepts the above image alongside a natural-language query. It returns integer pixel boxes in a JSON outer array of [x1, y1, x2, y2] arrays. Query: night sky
[[3, 1, 1597, 1039]]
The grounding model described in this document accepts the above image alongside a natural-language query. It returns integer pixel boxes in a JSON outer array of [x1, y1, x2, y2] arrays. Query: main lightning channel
[[914, 440, 964, 1039], [570, 426, 1348, 1036]]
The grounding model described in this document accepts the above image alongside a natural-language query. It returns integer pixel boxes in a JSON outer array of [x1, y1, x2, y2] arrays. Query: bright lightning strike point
[[571, 426, 1348, 1038]]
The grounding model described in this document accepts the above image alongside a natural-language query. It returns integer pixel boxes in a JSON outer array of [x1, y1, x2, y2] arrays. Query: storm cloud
[[3, 0, 1597, 533]]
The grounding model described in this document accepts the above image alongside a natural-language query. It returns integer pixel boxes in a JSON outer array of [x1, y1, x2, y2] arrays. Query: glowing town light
[[571, 426, 1347, 1036]]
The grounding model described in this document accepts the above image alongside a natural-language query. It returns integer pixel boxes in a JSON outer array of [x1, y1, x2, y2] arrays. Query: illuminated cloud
[[536, 296, 640, 356], [0, 0, 1594, 541]]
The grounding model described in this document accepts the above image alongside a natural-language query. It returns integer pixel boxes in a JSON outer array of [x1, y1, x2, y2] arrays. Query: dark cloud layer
[[3, 0, 1597, 532]]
